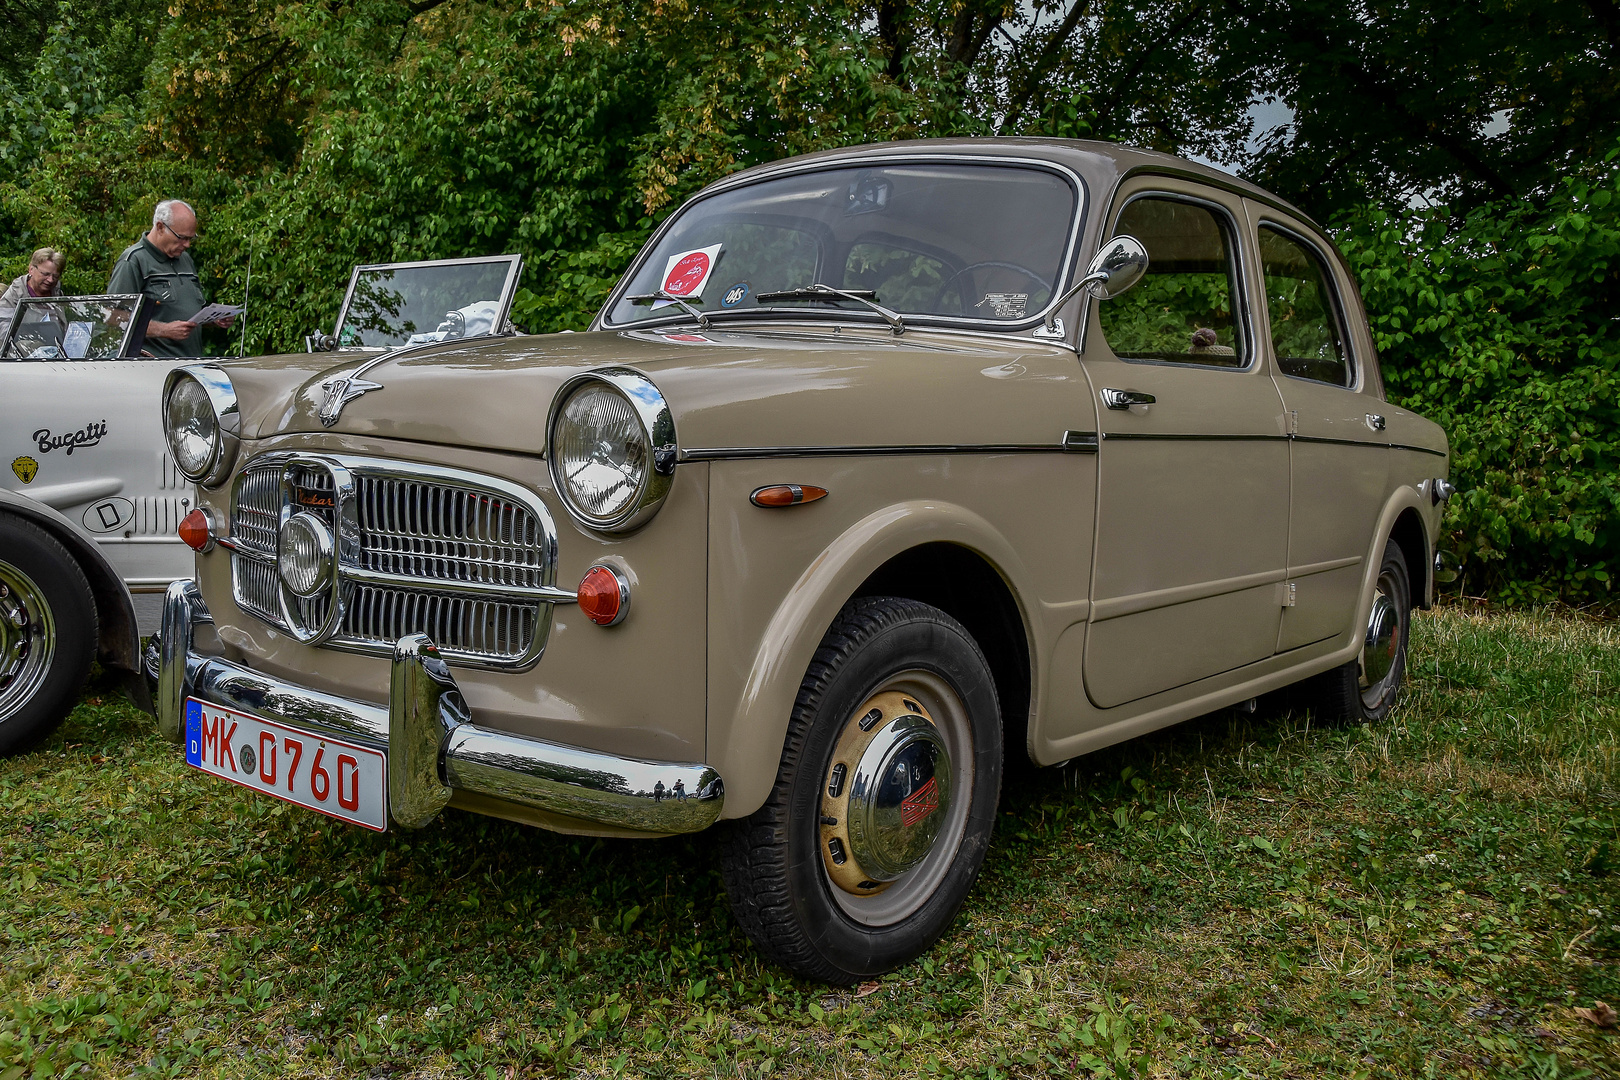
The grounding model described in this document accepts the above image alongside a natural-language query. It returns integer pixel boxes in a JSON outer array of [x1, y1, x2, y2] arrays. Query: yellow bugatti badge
[[11, 456, 38, 484]]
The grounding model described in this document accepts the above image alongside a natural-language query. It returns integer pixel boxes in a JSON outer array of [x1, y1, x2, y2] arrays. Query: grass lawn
[[3, 608, 1618, 1078]]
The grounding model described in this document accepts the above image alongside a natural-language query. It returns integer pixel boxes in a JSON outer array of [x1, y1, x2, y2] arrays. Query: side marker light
[[750, 485, 828, 508]]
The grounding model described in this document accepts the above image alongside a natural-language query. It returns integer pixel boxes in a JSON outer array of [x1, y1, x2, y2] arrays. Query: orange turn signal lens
[[577, 564, 629, 626], [749, 485, 828, 508], [178, 508, 213, 552]]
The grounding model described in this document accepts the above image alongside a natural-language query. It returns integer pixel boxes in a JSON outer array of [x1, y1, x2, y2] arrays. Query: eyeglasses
[[162, 221, 198, 244]]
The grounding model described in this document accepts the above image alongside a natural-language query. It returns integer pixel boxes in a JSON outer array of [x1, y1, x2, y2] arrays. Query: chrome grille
[[342, 584, 536, 661], [355, 476, 547, 589], [232, 463, 281, 556], [232, 552, 281, 623], [227, 453, 559, 669]]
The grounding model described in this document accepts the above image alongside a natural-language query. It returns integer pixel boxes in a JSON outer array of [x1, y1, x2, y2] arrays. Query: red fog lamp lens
[[577, 565, 630, 626], [178, 508, 214, 552]]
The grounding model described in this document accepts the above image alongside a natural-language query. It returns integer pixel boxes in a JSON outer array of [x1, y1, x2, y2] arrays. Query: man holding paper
[[106, 199, 240, 357]]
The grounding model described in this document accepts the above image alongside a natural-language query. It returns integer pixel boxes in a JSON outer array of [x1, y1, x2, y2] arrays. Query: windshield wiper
[[754, 284, 905, 336], [627, 290, 710, 330]]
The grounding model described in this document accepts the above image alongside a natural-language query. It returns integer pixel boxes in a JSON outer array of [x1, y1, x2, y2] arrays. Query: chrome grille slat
[[228, 454, 557, 669]]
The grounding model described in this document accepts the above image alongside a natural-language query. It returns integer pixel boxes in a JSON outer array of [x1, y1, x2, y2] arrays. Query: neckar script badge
[[11, 456, 38, 484]]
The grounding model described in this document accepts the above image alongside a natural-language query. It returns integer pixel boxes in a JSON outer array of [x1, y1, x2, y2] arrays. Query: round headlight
[[278, 512, 334, 598], [548, 370, 675, 531], [163, 366, 239, 487]]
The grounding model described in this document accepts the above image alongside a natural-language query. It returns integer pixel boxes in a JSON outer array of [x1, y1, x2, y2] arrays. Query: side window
[[1098, 196, 1245, 368], [1258, 226, 1352, 387]]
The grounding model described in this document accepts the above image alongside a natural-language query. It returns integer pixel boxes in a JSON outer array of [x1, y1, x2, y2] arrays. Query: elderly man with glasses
[[107, 199, 233, 357], [0, 247, 66, 324]]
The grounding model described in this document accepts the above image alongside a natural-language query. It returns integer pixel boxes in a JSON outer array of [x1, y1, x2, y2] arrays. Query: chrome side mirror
[[1082, 235, 1149, 300], [1039, 234, 1150, 334]]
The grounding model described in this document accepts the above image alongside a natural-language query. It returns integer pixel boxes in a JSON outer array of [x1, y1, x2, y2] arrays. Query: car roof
[[707, 137, 1321, 235]]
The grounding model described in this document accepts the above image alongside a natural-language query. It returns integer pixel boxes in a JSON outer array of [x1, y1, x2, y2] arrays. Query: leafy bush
[[1336, 149, 1619, 609]]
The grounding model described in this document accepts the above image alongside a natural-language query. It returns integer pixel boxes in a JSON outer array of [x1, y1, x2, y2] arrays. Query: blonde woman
[[0, 248, 66, 324]]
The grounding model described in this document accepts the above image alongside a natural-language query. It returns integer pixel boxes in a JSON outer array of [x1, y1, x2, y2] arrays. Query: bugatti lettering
[[32, 421, 108, 456]]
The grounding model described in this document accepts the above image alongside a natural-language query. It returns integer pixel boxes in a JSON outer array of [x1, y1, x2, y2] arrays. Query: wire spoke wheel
[[0, 559, 57, 722]]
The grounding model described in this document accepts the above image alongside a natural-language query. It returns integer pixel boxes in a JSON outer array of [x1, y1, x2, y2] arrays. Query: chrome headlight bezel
[[162, 365, 240, 488], [547, 368, 676, 533]]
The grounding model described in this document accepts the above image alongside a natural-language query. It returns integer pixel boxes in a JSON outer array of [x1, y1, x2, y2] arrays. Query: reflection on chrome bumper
[[155, 581, 724, 834]]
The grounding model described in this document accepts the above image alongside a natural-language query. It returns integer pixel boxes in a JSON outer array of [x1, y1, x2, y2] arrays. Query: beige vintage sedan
[[154, 139, 1451, 983]]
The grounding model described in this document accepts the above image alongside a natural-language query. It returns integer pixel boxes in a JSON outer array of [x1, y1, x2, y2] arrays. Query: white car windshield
[[606, 162, 1080, 328], [2, 296, 143, 360]]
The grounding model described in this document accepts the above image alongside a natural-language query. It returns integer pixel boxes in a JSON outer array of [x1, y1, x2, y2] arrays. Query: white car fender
[[0, 486, 149, 711]]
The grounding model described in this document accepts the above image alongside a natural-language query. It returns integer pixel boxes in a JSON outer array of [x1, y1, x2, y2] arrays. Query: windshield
[[2, 295, 142, 360], [334, 256, 522, 349], [604, 162, 1080, 328]]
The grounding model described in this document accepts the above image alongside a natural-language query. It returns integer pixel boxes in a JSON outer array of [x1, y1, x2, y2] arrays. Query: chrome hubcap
[[0, 560, 56, 722], [818, 674, 972, 926], [847, 713, 951, 881], [1358, 573, 1403, 707]]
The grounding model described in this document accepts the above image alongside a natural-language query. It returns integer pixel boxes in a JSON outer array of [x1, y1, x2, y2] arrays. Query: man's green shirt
[[107, 236, 206, 357]]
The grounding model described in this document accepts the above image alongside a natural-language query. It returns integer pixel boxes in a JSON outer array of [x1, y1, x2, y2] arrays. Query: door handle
[[1101, 388, 1155, 410], [1365, 413, 1386, 431]]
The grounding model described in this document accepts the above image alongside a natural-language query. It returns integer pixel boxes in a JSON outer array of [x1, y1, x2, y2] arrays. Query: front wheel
[[0, 516, 97, 755], [720, 597, 1003, 983], [1306, 540, 1411, 724]]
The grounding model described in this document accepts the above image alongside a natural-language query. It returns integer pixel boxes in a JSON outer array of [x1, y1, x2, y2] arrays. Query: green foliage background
[[0, 0, 1614, 607]]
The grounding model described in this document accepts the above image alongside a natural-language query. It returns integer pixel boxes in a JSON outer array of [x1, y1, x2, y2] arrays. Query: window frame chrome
[[1252, 217, 1362, 392], [1093, 189, 1259, 375], [593, 154, 1089, 340], [329, 254, 525, 353]]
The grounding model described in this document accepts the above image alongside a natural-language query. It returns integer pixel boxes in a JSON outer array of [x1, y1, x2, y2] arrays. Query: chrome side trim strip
[[681, 437, 1098, 462], [1098, 431, 1445, 457], [1092, 567, 1288, 622]]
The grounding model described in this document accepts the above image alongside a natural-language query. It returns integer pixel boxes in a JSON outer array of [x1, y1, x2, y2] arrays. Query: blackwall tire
[[1308, 540, 1411, 725], [0, 516, 96, 756], [720, 596, 1003, 983]]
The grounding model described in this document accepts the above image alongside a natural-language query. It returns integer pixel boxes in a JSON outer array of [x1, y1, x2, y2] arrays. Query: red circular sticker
[[663, 252, 711, 296]]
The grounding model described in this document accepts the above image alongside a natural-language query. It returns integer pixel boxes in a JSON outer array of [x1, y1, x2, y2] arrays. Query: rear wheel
[[720, 597, 1002, 983], [1307, 540, 1410, 724], [0, 516, 96, 755]]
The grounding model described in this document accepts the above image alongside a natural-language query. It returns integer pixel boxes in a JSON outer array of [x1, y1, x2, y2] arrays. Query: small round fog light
[[278, 512, 334, 598]]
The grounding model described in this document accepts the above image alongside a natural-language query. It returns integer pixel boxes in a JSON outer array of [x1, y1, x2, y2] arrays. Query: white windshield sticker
[[659, 244, 723, 299], [977, 293, 1028, 319]]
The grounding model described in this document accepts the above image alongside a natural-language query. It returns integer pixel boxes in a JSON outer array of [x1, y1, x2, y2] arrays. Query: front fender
[[0, 488, 149, 711], [707, 498, 1039, 819]]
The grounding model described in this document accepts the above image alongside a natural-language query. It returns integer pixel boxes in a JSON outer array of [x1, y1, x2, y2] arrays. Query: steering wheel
[[933, 261, 1052, 315]]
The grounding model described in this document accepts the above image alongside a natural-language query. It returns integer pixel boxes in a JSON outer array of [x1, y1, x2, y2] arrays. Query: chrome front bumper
[[155, 580, 723, 834]]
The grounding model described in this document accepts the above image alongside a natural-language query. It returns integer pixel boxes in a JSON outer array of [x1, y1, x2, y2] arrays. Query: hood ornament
[[317, 354, 391, 427]]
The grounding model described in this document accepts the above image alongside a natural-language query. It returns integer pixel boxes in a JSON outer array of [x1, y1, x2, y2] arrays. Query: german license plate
[[184, 698, 388, 831]]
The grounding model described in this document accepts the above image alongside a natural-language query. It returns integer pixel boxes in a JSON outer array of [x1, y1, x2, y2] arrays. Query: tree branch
[[997, 0, 1093, 134]]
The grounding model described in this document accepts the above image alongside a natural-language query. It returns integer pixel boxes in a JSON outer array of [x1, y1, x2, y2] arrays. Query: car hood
[[225, 326, 1091, 458]]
